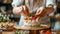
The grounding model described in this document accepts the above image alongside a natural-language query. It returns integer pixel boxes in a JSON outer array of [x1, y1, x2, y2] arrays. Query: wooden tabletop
[[14, 24, 51, 30], [0, 24, 51, 31]]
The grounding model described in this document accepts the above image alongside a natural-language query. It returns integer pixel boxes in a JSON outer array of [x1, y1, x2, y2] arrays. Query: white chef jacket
[[12, 0, 56, 25]]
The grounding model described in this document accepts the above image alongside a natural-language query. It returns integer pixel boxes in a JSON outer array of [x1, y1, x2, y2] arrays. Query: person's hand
[[13, 5, 29, 16], [36, 7, 47, 17], [22, 6, 29, 16], [13, 6, 23, 15], [36, 7, 44, 15], [22, 6, 29, 15]]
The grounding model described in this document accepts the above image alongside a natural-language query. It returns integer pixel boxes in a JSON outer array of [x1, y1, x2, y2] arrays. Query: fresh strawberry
[[32, 16, 37, 20]]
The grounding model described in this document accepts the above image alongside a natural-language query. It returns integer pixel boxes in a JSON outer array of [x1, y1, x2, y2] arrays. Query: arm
[[35, 6, 54, 17], [12, 0, 25, 15], [35, 0, 56, 17]]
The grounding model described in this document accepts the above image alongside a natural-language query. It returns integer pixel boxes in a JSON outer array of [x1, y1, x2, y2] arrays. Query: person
[[12, 0, 55, 26]]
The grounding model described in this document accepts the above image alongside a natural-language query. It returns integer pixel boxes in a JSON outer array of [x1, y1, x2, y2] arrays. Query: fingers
[[36, 7, 45, 16], [36, 7, 47, 17], [13, 5, 29, 16], [22, 6, 29, 16]]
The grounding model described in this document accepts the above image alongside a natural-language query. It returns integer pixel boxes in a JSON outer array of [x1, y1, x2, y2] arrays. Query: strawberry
[[32, 16, 37, 20]]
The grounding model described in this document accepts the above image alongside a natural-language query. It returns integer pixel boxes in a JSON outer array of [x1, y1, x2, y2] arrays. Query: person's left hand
[[36, 7, 47, 17]]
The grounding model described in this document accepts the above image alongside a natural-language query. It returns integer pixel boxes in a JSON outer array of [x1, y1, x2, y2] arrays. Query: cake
[[19, 13, 40, 28], [22, 16, 40, 27]]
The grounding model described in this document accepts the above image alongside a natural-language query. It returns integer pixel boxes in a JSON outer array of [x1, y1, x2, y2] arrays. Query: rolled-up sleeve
[[46, 0, 56, 11], [46, 0, 56, 7], [12, 0, 24, 7]]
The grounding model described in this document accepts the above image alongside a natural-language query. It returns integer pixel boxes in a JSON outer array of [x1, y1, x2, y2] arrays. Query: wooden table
[[14, 24, 51, 34], [0, 24, 51, 34]]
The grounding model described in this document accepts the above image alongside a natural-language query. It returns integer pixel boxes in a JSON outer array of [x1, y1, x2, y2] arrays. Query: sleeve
[[12, 0, 24, 7], [46, 0, 57, 11], [46, 0, 56, 7]]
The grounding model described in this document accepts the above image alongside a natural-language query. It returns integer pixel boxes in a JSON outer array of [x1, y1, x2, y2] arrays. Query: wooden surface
[[14, 24, 51, 30], [2, 31, 15, 34], [14, 24, 51, 34], [29, 30, 40, 34], [1, 24, 51, 34]]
